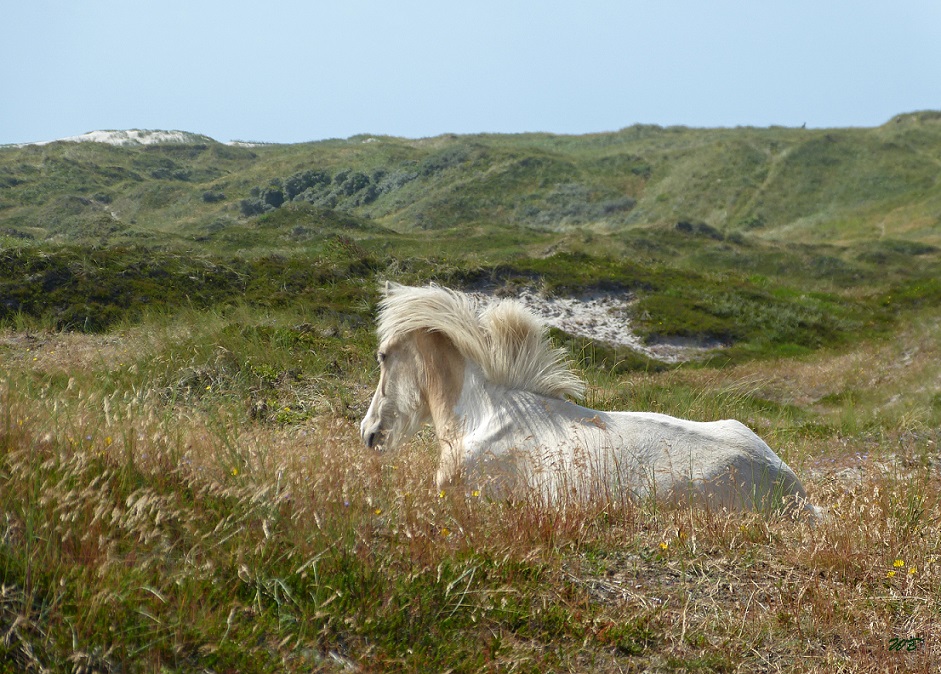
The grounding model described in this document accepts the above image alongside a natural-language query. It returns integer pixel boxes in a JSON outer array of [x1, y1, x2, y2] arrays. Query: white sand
[[13, 129, 214, 147], [478, 288, 720, 363]]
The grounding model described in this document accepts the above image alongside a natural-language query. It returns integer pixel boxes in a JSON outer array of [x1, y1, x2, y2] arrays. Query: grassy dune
[[3, 111, 941, 247], [2, 116, 941, 671]]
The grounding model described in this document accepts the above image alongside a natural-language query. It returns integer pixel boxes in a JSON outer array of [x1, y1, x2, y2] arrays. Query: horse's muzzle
[[360, 417, 384, 450]]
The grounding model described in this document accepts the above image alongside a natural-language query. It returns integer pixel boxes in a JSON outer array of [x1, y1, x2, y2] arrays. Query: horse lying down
[[360, 283, 817, 519]]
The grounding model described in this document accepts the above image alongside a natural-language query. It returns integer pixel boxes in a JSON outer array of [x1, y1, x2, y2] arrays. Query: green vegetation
[[3, 111, 941, 246], [1, 115, 941, 671], [3, 111, 939, 359]]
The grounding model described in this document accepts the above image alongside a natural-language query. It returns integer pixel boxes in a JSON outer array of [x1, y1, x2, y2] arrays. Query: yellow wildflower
[[893, 559, 905, 568], [887, 571, 896, 578]]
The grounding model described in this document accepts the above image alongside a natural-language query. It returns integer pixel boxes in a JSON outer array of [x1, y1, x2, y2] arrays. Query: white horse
[[360, 283, 815, 518]]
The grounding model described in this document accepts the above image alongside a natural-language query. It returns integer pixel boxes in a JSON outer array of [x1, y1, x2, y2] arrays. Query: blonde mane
[[377, 284, 585, 400]]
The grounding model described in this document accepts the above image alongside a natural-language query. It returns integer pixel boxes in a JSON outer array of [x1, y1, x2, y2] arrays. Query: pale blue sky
[[3, 0, 939, 145]]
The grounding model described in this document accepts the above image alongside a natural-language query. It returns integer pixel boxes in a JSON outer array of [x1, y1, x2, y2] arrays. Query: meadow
[[2, 116, 941, 671]]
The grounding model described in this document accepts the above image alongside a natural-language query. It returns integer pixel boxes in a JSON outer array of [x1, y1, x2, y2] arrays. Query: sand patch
[[477, 288, 722, 363]]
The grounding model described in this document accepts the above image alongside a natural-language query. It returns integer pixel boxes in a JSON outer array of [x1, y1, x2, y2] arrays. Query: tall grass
[[2, 310, 940, 671]]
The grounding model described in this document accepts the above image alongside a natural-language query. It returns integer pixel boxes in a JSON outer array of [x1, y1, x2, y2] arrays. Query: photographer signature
[[888, 637, 924, 652]]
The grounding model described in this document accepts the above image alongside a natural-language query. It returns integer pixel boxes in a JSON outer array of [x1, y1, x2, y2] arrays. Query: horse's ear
[[382, 280, 404, 297]]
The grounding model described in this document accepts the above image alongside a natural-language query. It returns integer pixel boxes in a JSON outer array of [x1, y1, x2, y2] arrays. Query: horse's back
[[591, 409, 808, 514], [463, 395, 811, 516], [601, 410, 775, 462]]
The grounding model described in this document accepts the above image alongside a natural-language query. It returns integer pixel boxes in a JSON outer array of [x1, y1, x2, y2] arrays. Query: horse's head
[[360, 332, 432, 451]]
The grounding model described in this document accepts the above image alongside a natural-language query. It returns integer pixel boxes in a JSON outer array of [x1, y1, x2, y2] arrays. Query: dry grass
[[1, 317, 940, 672]]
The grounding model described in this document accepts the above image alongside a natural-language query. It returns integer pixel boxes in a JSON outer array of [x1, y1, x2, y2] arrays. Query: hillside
[[2, 114, 941, 364], [2, 112, 940, 249], [2, 117, 941, 671]]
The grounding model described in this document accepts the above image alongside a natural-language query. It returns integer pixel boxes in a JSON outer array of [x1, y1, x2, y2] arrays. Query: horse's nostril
[[366, 431, 378, 449]]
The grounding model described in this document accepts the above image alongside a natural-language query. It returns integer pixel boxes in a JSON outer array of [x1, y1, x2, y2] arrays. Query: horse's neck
[[450, 362, 520, 440], [433, 360, 579, 481]]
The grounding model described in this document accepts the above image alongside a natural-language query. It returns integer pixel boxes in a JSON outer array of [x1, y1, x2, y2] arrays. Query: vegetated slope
[[1, 111, 940, 247], [3, 123, 941, 672]]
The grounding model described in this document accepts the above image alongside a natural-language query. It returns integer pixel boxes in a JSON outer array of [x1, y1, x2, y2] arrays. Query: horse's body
[[360, 283, 814, 517]]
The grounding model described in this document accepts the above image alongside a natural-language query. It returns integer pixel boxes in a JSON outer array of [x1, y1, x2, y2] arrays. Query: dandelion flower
[[659, 541, 669, 550], [441, 527, 450, 537], [887, 570, 896, 578], [471, 490, 480, 498], [893, 559, 905, 568], [438, 490, 446, 498], [105, 436, 113, 446], [374, 508, 382, 516], [231, 467, 239, 476], [909, 566, 917, 575]]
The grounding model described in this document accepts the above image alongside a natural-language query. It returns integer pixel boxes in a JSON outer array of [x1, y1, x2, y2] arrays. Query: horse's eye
[[377, 351, 386, 364]]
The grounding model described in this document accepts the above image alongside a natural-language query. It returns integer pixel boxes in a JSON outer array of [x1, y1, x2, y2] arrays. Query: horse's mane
[[377, 283, 585, 400]]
